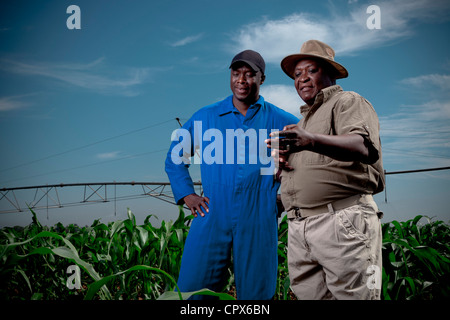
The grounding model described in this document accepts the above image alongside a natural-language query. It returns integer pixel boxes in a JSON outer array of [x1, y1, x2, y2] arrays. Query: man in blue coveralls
[[165, 50, 298, 300]]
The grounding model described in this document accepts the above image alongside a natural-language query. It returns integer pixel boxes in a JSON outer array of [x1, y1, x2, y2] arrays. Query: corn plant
[[274, 213, 449, 300], [381, 215, 450, 300], [0, 207, 192, 300], [275, 215, 295, 300], [1, 207, 448, 300]]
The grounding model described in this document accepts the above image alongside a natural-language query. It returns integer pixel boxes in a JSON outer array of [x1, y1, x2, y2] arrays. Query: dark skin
[[183, 63, 265, 217], [230, 63, 265, 116], [266, 59, 377, 172]]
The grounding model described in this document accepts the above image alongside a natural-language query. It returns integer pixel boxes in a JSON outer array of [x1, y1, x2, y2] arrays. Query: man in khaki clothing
[[266, 40, 385, 299]]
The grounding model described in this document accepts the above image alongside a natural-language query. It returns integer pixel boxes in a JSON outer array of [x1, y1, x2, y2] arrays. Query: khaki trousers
[[287, 195, 382, 300]]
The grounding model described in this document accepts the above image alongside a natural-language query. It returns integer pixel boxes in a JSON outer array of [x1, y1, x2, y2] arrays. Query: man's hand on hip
[[184, 193, 210, 217]]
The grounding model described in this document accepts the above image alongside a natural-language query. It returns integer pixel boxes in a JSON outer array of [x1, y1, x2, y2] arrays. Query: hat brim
[[281, 54, 348, 80]]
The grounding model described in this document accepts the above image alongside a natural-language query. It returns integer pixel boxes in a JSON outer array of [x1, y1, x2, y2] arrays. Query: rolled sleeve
[[333, 92, 381, 157]]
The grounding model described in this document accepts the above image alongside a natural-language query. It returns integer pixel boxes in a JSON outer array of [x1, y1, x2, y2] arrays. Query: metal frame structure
[[0, 182, 203, 214], [1, 166, 449, 215]]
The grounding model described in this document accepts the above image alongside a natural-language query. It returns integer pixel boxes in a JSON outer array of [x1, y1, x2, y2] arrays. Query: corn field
[[0, 207, 449, 300]]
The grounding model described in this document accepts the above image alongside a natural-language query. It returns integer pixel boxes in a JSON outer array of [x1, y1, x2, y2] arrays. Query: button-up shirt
[[280, 85, 385, 211]]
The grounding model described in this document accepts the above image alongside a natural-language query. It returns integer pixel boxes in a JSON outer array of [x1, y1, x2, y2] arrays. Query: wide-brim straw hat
[[281, 40, 348, 79]]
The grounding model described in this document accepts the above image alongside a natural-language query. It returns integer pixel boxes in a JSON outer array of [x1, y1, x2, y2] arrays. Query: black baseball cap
[[229, 50, 265, 75]]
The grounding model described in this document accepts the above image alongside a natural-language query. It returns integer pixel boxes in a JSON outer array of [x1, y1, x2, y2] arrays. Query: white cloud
[[381, 73, 450, 164], [260, 84, 303, 117], [0, 58, 158, 97], [228, 0, 450, 64], [0, 94, 31, 112], [229, 13, 328, 64], [380, 94, 450, 168], [96, 151, 122, 160], [170, 33, 204, 47], [400, 74, 450, 92]]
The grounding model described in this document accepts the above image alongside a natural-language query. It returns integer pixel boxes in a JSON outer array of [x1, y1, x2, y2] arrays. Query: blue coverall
[[165, 95, 298, 299]]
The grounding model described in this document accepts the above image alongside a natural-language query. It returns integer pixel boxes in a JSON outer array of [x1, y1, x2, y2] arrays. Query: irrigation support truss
[[0, 182, 203, 215], [0, 166, 449, 215]]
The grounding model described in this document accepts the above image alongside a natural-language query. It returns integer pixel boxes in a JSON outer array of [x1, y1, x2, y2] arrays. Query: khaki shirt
[[280, 85, 385, 211]]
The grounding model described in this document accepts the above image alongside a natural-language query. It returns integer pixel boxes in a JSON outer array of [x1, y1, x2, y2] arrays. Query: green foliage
[[381, 215, 450, 300], [0, 208, 448, 300], [0, 206, 194, 300], [275, 215, 295, 300]]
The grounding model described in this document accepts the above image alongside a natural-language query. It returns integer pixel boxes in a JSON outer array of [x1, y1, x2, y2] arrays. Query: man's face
[[294, 59, 334, 106], [230, 63, 264, 106]]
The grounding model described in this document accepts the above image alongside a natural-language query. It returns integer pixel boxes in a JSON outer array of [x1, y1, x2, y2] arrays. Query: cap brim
[[281, 54, 348, 80], [230, 60, 262, 74]]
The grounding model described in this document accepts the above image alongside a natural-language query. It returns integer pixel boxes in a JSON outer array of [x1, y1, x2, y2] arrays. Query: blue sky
[[0, 0, 449, 227]]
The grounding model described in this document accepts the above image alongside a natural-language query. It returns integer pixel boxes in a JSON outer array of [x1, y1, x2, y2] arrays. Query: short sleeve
[[333, 92, 381, 151]]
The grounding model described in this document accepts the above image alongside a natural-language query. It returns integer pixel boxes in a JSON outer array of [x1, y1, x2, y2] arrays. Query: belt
[[286, 194, 373, 219]]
